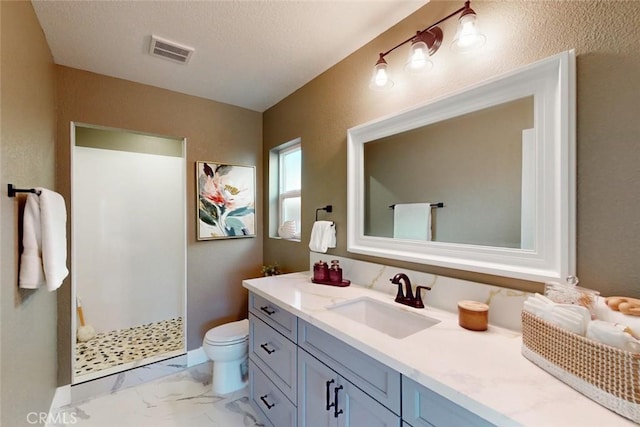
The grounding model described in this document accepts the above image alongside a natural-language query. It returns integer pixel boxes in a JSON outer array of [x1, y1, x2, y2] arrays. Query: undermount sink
[[327, 297, 440, 339]]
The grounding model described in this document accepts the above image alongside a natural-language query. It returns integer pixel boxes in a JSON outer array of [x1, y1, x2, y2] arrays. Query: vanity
[[245, 49, 631, 427], [244, 271, 635, 427]]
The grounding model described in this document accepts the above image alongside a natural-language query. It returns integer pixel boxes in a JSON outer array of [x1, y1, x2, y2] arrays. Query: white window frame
[[269, 138, 301, 240], [278, 143, 301, 234]]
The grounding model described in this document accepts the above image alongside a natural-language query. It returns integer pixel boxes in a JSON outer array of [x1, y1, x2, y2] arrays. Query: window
[[270, 139, 301, 240]]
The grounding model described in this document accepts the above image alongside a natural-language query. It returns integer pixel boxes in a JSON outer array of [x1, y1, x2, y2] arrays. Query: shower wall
[[73, 129, 185, 334]]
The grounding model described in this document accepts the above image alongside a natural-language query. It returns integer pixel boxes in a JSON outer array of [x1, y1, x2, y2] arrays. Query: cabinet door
[[402, 377, 495, 427], [337, 378, 400, 427], [298, 349, 337, 427]]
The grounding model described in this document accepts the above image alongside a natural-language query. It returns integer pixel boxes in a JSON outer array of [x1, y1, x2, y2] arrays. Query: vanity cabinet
[[248, 293, 299, 427], [248, 292, 490, 427], [402, 377, 495, 427]]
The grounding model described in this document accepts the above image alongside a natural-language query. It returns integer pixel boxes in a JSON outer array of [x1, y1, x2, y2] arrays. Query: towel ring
[[315, 205, 333, 222]]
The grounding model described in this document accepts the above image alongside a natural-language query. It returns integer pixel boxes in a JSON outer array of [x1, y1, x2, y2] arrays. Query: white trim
[[49, 385, 71, 412], [187, 347, 209, 367]]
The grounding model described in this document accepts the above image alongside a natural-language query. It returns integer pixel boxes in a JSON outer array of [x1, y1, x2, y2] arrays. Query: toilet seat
[[204, 319, 248, 345]]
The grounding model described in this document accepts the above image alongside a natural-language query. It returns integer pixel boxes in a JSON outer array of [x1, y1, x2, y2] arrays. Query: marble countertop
[[243, 272, 636, 427]]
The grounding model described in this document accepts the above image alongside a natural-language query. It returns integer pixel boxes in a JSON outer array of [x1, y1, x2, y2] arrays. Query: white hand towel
[[309, 221, 336, 253], [39, 188, 69, 291], [19, 193, 46, 288], [393, 203, 432, 241]]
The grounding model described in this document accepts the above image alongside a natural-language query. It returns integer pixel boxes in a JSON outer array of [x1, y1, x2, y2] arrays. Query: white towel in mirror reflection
[[393, 203, 432, 241]]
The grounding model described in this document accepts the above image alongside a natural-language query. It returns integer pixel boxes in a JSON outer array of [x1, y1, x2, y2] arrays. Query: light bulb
[[451, 12, 486, 53], [369, 57, 394, 90], [405, 40, 433, 74]]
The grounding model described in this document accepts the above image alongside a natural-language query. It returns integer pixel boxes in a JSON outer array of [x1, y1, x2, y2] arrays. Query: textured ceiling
[[31, 0, 428, 112]]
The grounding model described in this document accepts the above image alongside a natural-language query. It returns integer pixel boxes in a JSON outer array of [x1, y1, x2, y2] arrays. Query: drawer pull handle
[[260, 306, 276, 315], [333, 385, 344, 418], [260, 343, 275, 355], [325, 379, 335, 410], [260, 394, 275, 410]]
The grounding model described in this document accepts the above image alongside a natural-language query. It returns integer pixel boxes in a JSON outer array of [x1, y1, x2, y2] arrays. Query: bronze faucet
[[390, 273, 431, 308]]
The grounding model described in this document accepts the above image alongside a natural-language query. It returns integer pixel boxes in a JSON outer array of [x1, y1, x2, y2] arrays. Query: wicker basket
[[521, 310, 640, 423]]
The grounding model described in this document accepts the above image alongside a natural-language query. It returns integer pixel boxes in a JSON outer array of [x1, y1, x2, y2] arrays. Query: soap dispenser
[[313, 260, 329, 282], [329, 260, 343, 284]]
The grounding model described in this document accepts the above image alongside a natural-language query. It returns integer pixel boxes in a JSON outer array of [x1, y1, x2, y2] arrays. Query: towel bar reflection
[[7, 184, 41, 197], [389, 202, 444, 209]]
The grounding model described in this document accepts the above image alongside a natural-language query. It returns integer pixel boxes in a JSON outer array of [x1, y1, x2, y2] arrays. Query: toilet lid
[[204, 319, 249, 344]]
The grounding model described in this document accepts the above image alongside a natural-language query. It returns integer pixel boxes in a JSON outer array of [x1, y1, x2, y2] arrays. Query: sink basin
[[327, 297, 440, 339]]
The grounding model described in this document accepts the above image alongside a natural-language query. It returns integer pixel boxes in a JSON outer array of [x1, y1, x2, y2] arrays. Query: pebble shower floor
[[75, 317, 183, 376]]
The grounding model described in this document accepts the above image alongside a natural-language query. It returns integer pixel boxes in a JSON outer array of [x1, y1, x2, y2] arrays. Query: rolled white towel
[[548, 307, 586, 336], [523, 294, 590, 336], [586, 320, 640, 352]]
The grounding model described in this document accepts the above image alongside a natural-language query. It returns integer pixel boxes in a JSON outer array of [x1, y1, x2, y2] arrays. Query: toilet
[[202, 318, 249, 395]]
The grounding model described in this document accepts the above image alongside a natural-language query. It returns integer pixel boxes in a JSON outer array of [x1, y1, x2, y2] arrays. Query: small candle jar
[[458, 300, 489, 331]]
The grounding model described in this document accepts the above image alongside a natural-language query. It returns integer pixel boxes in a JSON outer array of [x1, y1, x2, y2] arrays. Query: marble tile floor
[[51, 362, 265, 427]]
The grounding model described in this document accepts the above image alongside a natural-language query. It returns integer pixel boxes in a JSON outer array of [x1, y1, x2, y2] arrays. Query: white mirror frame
[[347, 50, 576, 282]]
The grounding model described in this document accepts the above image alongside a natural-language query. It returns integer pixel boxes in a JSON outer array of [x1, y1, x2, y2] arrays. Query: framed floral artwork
[[196, 161, 256, 240]]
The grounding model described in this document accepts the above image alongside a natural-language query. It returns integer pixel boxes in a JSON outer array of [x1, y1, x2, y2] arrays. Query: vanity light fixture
[[369, 0, 485, 90]]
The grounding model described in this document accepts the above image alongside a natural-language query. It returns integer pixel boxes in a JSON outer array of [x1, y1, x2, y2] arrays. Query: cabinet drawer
[[249, 314, 297, 404], [250, 362, 297, 427], [249, 293, 297, 342], [402, 377, 495, 427], [298, 319, 401, 415]]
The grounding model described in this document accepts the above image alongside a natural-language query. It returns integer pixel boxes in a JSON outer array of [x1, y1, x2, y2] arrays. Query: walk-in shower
[[71, 124, 187, 383]]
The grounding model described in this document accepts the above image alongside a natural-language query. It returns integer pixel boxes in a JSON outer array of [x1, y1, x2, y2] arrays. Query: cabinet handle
[[260, 306, 276, 315], [333, 385, 344, 418], [325, 379, 335, 410], [260, 394, 275, 410], [260, 343, 275, 355]]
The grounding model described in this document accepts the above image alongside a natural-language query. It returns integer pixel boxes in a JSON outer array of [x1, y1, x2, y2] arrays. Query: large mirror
[[348, 50, 576, 282]]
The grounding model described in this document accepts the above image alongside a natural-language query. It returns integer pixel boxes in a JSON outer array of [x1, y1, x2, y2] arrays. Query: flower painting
[[196, 161, 256, 240]]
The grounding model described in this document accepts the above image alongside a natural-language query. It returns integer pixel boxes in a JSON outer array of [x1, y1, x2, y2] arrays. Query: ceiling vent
[[149, 35, 194, 64]]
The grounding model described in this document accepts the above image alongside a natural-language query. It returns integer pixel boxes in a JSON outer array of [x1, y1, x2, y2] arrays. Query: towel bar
[[7, 184, 41, 197], [389, 202, 444, 209]]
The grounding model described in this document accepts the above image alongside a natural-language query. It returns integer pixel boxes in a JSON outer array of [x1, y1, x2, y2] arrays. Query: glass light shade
[[451, 12, 486, 53], [369, 60, 394, 90], [404, 40, 434, 74]]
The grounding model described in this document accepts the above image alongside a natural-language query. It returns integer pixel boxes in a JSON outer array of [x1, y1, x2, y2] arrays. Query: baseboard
[[187, 347, 208, 367], [48, 351, 205, 414], [49, 384, 71, 412]]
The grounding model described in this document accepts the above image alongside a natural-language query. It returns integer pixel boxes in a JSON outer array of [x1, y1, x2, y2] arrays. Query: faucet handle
[[415, 286, 432, 309]]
